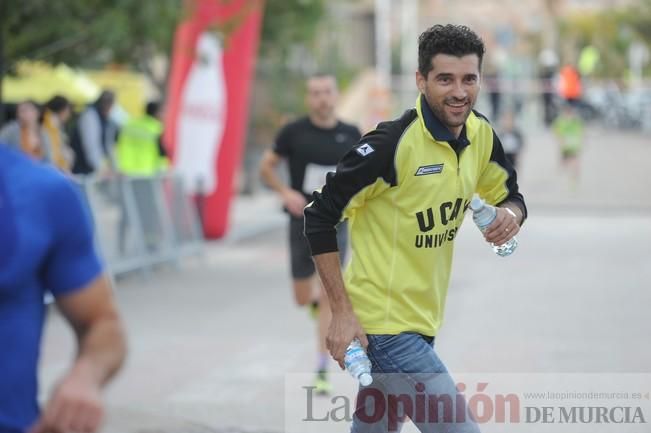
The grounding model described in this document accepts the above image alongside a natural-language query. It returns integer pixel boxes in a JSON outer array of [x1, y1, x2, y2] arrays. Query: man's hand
[[30, 363, 104, 433], [327, 310, 369, 370], [282, 189, 308, 218], [483, 207, 520, 246], [31, 275, 126, 433]]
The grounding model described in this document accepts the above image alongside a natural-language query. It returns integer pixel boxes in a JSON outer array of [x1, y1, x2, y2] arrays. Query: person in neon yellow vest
[[115, 101, 169, 253], [116, 101, 168, 176]]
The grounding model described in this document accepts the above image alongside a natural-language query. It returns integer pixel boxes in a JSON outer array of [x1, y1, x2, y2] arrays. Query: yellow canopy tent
[[84, 68, 148, 116], [2, 61, 147, 117]]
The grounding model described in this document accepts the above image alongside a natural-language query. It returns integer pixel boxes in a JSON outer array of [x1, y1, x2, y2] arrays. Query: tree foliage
[[1, 0, 329, 86], [1, 0, 334, 131], [2, 0, 328, 70], [2, 0, 183, 73], [621, 0, 651, 45], [252, 0, 329, 134], [559, 0, 651, 78], [259, 0, 325, 61]]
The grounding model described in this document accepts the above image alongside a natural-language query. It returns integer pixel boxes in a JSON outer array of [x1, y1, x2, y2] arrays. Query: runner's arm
[[477, 129, 527, 224], [305, 122, 401, 365], [477, 129, 527, 244], [259, 149, 306, 218], [32, 175, 126, 433]]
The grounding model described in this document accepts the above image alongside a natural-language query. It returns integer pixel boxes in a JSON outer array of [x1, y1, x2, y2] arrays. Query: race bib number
[[303, 163, 336, 195]]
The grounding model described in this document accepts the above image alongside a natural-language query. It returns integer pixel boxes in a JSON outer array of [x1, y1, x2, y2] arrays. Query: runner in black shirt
[[259, 74, 361, 393]]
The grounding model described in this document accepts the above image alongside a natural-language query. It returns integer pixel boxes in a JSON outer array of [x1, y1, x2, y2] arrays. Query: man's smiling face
[[417, 53, 481, 136]]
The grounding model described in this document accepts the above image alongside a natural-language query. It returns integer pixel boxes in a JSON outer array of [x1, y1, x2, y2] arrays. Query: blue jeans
[[351, 333, 481, 433]]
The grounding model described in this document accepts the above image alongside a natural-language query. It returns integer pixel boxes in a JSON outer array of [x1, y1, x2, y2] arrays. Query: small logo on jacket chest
[[415, 164, 444, 176]]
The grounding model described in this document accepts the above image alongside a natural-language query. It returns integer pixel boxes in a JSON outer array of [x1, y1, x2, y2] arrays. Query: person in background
[[0, 100, 51, 161], [0, 143, 127, 433], [498, 110, 525, 169], [484, 70, 501, 122], [43, 95, 74, 172], [553, 103, 584, 188], [538, 48, 559, 126], [115, 101, 167, 176], [259, 73, 361, 394], [558, 64, 582, 107], [71, 90, 118, 176], [115, 101, 168, 253]]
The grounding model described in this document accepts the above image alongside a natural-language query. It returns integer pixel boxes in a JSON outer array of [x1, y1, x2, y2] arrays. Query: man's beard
[[429, 96, 474, 130]]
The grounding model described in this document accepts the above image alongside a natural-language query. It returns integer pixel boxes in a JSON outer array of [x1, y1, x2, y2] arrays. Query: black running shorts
[[288, 217, 348, 279]]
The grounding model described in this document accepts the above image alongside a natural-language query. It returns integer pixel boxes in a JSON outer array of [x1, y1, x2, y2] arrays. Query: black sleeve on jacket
[[304, 110, 416, 255], [491, 130, 528, 223]]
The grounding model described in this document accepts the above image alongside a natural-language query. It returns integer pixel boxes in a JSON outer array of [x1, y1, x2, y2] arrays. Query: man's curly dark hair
[[418, 24, 486, 77]]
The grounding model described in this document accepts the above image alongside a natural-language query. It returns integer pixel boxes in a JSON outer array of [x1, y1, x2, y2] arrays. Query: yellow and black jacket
[[305, 95, 527, 337]]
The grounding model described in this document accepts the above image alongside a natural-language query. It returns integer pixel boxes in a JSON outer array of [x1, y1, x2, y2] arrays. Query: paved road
[[39, 125, 651, 433]]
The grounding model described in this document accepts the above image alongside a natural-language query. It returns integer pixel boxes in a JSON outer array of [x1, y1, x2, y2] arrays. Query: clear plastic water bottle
[[344, 339, 373, 386], [469, 196, 518, 257]]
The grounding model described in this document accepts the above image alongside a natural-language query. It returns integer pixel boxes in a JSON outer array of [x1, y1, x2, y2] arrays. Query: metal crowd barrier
[[76, 173, 204, 277]]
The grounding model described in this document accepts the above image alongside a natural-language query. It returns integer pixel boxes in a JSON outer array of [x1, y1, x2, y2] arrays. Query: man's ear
[[415, 71, 426, 94]]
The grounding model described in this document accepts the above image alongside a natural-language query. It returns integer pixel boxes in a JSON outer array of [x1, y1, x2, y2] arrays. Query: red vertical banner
[[164, 0, 264, 238]]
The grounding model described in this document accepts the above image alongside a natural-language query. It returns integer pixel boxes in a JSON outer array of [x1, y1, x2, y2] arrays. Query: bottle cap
[[359, 373, 373, 386], [469, 196, 484, 211]]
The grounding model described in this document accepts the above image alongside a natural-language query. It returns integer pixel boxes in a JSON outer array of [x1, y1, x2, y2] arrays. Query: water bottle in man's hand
[[344, 339, 372, 386], [470, 196, 518, 257]]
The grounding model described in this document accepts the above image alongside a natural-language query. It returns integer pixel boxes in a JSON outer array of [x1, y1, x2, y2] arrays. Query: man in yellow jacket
[[305, 25, 527, 433]]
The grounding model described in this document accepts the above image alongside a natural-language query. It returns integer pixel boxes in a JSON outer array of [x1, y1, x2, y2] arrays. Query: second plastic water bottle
[[344, 339, 373, 386], [469, 196, 518, 257]]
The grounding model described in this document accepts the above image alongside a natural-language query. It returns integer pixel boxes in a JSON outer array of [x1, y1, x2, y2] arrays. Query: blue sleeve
[[43, 176, 104, 296]]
